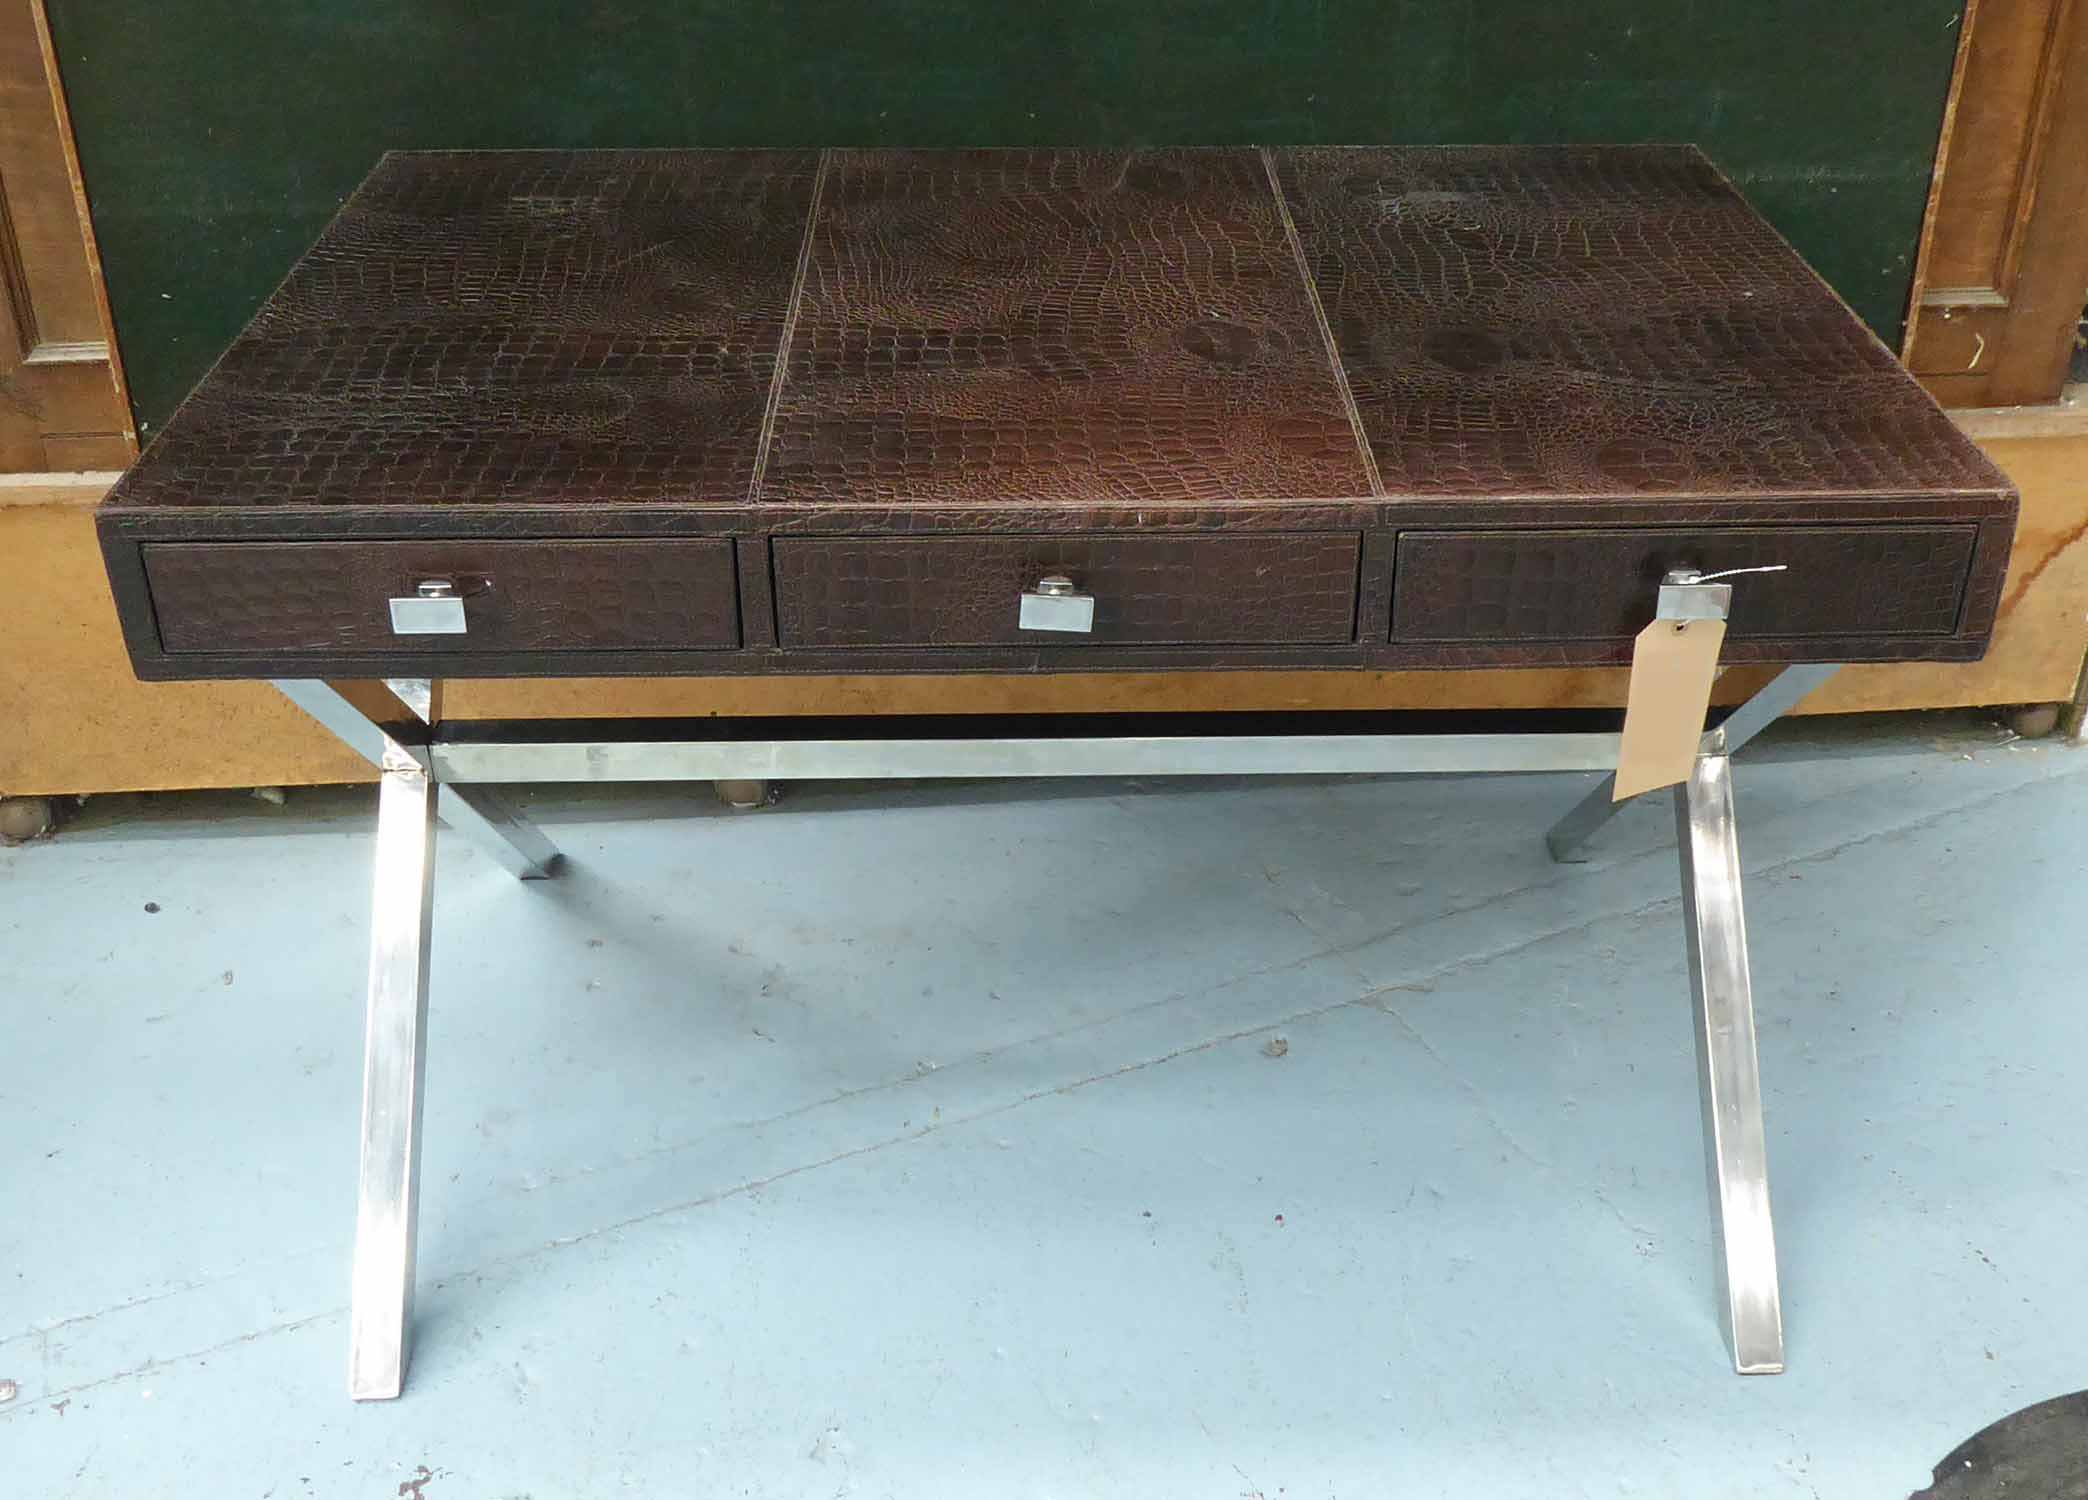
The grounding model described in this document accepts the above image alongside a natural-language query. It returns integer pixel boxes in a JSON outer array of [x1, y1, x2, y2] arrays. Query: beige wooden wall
[[6, 425, 2083, 797]]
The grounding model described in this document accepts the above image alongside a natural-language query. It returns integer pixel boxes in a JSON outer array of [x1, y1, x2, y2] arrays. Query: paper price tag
[[1614, 616, 1725, 800]]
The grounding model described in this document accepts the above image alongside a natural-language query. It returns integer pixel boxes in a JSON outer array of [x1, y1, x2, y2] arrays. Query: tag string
[[1685, 564, 1789, 583]]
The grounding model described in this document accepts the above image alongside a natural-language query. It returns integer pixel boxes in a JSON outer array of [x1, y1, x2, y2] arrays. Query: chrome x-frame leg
[[276, 679, 562, 880], [272, 665, 1830, 1395], [1548, 662, 1839, 1374], [346, 736, 439, 1399], [1544, 663, 1839, 862], [379, 680, 563, 880], [274, 679, 563, 1398], [1675, 750, 1783, 1373]]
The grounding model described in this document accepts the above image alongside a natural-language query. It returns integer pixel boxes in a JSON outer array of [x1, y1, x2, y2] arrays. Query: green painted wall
[[46, 1, 1963, 435]]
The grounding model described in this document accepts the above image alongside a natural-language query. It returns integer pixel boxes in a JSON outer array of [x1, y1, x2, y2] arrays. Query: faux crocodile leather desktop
[[99, 146, 2013, 681]]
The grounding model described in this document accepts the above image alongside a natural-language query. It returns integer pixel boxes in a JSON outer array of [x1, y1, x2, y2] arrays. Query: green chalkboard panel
[[46, 1, 1962, 435]]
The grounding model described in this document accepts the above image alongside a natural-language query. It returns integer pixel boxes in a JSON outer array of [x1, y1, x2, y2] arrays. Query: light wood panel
[[0, 478, 370, 794], [0, 0, 132, 470], [8, 429, 2084, 795], [1906, 0, 2088, 406]]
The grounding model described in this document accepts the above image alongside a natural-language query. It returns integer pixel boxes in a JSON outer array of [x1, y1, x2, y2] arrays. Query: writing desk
[[98, 146, 2013, 1398]]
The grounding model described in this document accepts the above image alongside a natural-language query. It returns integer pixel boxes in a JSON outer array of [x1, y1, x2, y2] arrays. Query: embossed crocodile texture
[[1391, 526, 1978, 641], [773, 534, 1361, 647], [108, 150, 819, 511], [760, 149, 1374, 507], [146, 540, 739, 654], [96, 146, 2016, 680], [1273, 146, 2004, 500]]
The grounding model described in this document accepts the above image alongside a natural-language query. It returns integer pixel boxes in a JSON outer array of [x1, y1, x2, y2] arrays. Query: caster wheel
[[0, 795, 64, 845], [714, 779, 780, 810], [2002, 702, 2063, 740]]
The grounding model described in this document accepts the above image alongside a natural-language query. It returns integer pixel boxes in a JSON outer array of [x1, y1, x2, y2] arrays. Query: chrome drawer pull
[[1017, 574, 1095, 634], [387, 578, 468, 635]]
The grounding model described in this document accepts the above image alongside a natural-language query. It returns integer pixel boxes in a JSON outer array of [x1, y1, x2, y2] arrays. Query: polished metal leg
[[1674, 752, 1783, 1374], [384, 678, 561, 878], [348, 748, 439, 1400], [1545, 772, 1631, 863], [275, 678, 562, 882], [274, 675, 555, 1392], [382, 677, 439, 725], [274, 678, 432, 768], [438, 786, 561, 879], [1545, 663, 1840, 862]]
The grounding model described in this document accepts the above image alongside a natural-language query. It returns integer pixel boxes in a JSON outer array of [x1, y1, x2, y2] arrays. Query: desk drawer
[[772, 533, 1361, 648], [1391, 526, 1978, 642], [145, 540, 740, 655]]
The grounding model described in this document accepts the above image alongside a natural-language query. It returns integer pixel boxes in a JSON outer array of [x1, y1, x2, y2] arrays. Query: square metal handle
[[1017, 575, 1095, 634], [388, 578, 468, 635]]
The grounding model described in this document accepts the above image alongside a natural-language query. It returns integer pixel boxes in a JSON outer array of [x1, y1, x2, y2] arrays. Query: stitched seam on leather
[[749, 149, 829, 504], [1261, 147, 1382, 498]]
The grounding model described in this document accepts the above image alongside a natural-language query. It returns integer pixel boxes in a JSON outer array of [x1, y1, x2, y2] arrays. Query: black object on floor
[[1913, 1390, 2088, 1499]]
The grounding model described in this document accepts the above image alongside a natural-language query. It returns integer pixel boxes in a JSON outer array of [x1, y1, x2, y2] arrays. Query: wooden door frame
[[1904, 0, 2088, 408], [0, 0, 134, 471]]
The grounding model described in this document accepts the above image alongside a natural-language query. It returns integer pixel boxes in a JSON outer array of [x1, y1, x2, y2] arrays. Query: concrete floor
[[3, 713, 2084, 1497]]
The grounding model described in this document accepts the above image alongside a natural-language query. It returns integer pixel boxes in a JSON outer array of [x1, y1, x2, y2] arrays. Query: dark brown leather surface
[[761, 149, 1374, 508], [108, 150, 819, 512], [146, 540, 739, 654], [1392, 526, 1978, 641], [95, 145, 2016, 681], [774, 533, 1361, 647], [1273, 147, 2002, 501]]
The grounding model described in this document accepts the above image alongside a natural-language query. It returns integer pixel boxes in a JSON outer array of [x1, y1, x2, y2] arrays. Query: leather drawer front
[[1391, 526, 1979, 642], [145, 540, 740, 655], [773, 534, 1361, 648]]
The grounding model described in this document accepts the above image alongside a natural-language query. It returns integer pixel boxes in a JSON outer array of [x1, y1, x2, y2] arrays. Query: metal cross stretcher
[[276, 660, 1837, 1400]]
